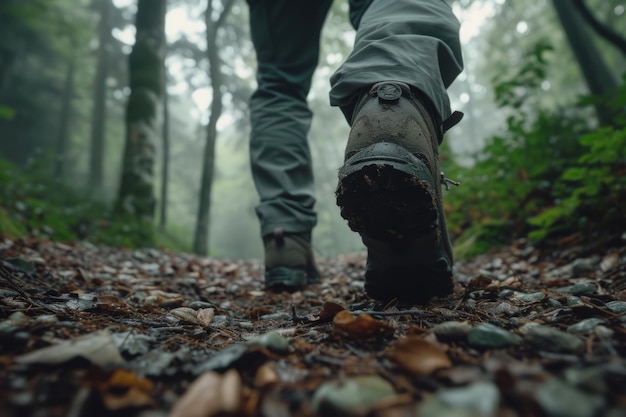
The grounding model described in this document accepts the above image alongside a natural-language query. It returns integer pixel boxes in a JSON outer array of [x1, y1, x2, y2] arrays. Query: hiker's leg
[[331, 0, 463, 126], [248, 0, 332, 238]]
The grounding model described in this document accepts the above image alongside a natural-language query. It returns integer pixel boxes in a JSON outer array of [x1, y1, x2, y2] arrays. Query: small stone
[[546, 298, 563, 308], [498, 289, 515, 298], [564, 367, 608, 394], [518, 322, 541, 335], [571, 257, 599, 275], [566, 296, 582, 306], [567, 318, 604, 334], [569, 282, 597, 296], [513, 291, 546, 303], [536, 378, 604, 417], [524, 325, 583, 353], [32, 315, 59, 325], [432, 321, 473, 342], [605, 301, 626, 313], [188, 301, 215, 310], [8, 312, 29, 326], [260, 312, 291, 321], [248, 332, 289, 355], [419, 381, 500, 417], [468, 323, 520, 348], [312, 375, 396, 417]]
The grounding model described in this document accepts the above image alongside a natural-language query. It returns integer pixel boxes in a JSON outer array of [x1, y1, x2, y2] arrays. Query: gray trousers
[[248, 0, 463, 238]]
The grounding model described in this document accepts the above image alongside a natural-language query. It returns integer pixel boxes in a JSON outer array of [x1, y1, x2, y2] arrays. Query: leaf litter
[[0, 234, 625, 416]]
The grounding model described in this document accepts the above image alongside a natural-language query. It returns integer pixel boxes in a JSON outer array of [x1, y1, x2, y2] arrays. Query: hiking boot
[[264, 227, 321, 290], [336, 81, 455, 302]]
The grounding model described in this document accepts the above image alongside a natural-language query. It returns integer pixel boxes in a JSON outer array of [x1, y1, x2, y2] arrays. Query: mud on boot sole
[[336, 142, 438, 242]]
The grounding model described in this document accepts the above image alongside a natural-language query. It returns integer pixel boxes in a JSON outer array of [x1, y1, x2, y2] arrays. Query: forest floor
[[0, 233, 625, 417]]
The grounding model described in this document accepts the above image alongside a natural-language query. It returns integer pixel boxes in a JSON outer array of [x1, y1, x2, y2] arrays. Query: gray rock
[[567, 318, 605, 334], [564, 366, 608, 394], [419, 381, 500, 417], [546, 298, 563, 308], [605, 301, 626, 313], [566, 296, 582, 306], [260, 312, 291, 321], [312, 375, 396, 417], [569, 282, 597, 296], [188, 301, 215, 310], [571, 257, 599, 275], [536, 378, 604, 417], [248, 331, 289, 355], [524, 326, 583, 353], [432, 321, 473, 342], [513, 291, 546, 303], [468, 323, 520, 348]]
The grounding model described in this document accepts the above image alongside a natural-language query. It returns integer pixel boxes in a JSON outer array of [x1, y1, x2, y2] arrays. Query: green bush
[[445, 41, 625, 257], [0, 156, 155, 248]]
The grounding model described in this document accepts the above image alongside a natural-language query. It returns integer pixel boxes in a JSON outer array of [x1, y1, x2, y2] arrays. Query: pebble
[[419, 381, 500, 417], [524, 325, 583, 353], [248, 332, 289, 355], [605, 301, 626, 313], [518, 322, 541, 335], [571, 257, 599, 275], [188, 301, 215, 310], [536, 378, 604, 417], [546, 298, 563, 308], [432, 321, 473, 342], [567, 318, 604, 334], [513, 291, 546, 303], [312, 375, 396, 417], [566, 296, 582, 306], [569, 282, 597, 296], [564, 366, 608, 394], [260, 312, 291, 321], [468, 323, 520, 348]]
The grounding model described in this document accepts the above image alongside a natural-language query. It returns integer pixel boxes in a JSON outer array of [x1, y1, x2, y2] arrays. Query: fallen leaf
[[386, 336, 452, 376], [168, 369, 242, 417], [15, 330, 124, 367], [332, 310, 394, 340], [319, 301, 346, 320], [101, 369, 155, 410]]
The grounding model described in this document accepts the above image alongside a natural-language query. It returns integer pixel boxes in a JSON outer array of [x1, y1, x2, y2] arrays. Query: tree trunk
[[192, 0, 235, 255], [54, 56, 76, 180], [159, 68, 170, 232], [571, 0, 626, 57], [116, 0, 166, 222], [89, 0, 111, 198], [551, 0, 618, 125]]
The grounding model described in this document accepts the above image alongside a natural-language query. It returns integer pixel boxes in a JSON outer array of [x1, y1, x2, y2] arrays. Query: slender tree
[[89, 0, 112, 197], [552, 0, 618, 125], [159, 56, 170, 232], [571, 0, 626, 57], [54, 51, 76, 180], [116, 0, 166, 221], [192, 0, 235, 255]]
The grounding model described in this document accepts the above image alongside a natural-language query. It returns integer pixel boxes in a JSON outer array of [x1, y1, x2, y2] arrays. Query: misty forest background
[[0, 0, 624, 261]]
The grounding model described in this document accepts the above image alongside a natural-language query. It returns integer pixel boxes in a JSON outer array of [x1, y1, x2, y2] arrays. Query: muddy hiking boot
[[264, 228, 321, 290], [336, 81, 458, 302]]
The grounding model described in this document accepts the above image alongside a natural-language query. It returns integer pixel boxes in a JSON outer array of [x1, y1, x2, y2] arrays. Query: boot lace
[[441, 172, 460, 191]]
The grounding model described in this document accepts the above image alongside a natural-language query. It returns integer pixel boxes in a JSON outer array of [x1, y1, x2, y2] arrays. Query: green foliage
[[528, 87, 626, 240], [0, 156, 155, 248], [446, 41, 626, 256], [0, 106, 15, 120]]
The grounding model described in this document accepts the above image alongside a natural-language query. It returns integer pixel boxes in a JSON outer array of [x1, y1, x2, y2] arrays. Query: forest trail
[[1, 235, 625, 417]]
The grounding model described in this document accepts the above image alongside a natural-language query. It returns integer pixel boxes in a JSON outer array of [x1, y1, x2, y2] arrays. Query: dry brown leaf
[[386, 336, 452, 376], [254, 362, 278, 388], [168, 369, 242, 417], [196, 308, 215, 326], [333, 310, 394, 340], [101, 369, 155, 410], [319, 301, 346, 321]]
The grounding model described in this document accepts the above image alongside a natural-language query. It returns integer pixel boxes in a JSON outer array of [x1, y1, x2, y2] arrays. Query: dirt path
[[1, 235, 625, 417]]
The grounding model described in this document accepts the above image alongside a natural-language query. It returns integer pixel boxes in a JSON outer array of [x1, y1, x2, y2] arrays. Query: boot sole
[[265, 266, 308, 290], [336, 142, 453, 302]]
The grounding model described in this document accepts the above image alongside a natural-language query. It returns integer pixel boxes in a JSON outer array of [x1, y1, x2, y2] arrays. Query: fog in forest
[[1, 0, 624, 260]]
